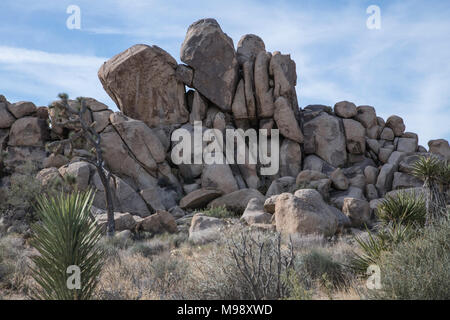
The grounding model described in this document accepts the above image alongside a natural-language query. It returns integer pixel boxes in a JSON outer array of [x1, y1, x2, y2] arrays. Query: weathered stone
[[180, 18, 239, 112], [175, 64, 194, 87], [366, 125, 382, 140], [387, 151, 408, 166], [330, 186, 366, 210], [36, 167, 63, 188], [180, 188, 222, 209], [376, 163, 397, 196], [42, 154, 68, 169], [241, 197, 272, 225], [343, 119, 366, 154], [59, 161, 91, 190], [364, 166, 379, 185], [365, 184, 379, 201], [110, 113, 166, 172], [208, 188, 265, 215], [264, 195, 278, 214], [303, 112, 347, 167], [279, 139, 302, 178], [334, 101, 357, 118], [84, 97, 110, 112], [355, 105, 377, 128], [397, 137, 418, 153], [342, 198, 371, 227], [140, 187, 167, 212], [96, 212, 136, 232], [0, 102, 15, 128], [428, 139, 450, 161], [114, 177, 151, 217], [243, 61, 257, 120], [201, 164, 239, 194], [92, 110, 112, 133], [270, 51, 297, 108], [274, 96, 303, 143], [8, 117, 49, 147], [303, 155, 336, 174], [231, 79, 248, 120], [348, 174, 367, 189], [100, 125, 158, 190], [189, 213, 225, 244], [399, 153, 429, 174], [266, 176, 296, 197], [8, 101, 36, 118], [366, 139, 381, 154], [378, 147, 393, 164], [386, 115, 405, 137], [137, 210, 177, 234], [274, 191, 338, 237], [330, 168, 349, 191], [380, 127, 394, 141], [3, 146, 46, 172], [392, 172, 423, 190], [254, 51, 274, 118], [190, 91, 208, 124], [98, 44, 189, 127], [237, 34, 266, 65]]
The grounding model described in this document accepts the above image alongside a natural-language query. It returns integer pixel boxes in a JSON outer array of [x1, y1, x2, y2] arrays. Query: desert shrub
[[186, 227, 296, 300], [377, 191, 426, 226], [297, 249, 350, 290], [130, 239, 167, 258], [369, 218, 450, 299], [0, 235, 35, 297], [411, 155, 449, 224], [30, 190, 105, 300], [96, 251, 187, 300], [199, 205, 237, 219], [350, 223, 414, 274]]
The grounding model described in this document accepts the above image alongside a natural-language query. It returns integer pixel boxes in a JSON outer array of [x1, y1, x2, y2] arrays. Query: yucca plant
[[412, 155, 449, 225], [350, 223, 413, 274], [377, 191, 426, 226], [30, 190, 105, 300]]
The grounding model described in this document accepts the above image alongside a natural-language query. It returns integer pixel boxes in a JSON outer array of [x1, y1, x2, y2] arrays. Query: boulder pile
[[1, 18, 449, 239]]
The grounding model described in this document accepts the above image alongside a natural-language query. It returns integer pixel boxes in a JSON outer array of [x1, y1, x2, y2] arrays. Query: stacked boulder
[[1, 18, 449, 239]]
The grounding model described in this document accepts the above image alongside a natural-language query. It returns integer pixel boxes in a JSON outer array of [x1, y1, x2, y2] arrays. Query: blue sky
[[0, 0, 449, 145]]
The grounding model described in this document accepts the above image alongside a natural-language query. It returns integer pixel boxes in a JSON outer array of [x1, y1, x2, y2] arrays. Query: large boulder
[[386, 115, 406, 137], [0, 101, 15, 128], [8, 117, 49, 147], [59, 161, 91, 190], [254, 51, 275, 118], [397, 138, 418, 153], [241, 197, 272, 225], [279, 139, 302, 177], [342, 198, 371, 227], [98, 44, 189, 127], [208, 188, 265, 215], [270, 51, 298, 109], [266, 176, 296, 197], [96, 212, 136, 232], [303, 112, 347, 167], [330, 168, 349, 191], [376, 163, 397, 196], [100, 125, 158, 190], [179, 188, 222, 209], [355, 106, 377, 129], [189, 213, 225, 244], [343, 119, 366, 155], [334, 101, 357, 118], [180, 18, 239, 112], [236, 34, 266, 65], [392, 172, 423, 190], [428, 139, 450, 161], [273, 96, 303, 143], [274, 190, 338, 237], [137, 210, 177, 234], [8, 101, 36, 119], [110, 113, 166, 172], [201, 164, 239, 195]]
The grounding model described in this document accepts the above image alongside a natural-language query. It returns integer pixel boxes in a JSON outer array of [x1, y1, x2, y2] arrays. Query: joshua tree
[[412, 155, 449, 225], [48, 93, 115, 236]]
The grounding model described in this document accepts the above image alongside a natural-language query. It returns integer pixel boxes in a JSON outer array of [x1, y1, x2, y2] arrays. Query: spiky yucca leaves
[[350, 223, 413, 274], [412, 155, 449, 225], [377, 191, 426, 226], [30, 190, 105, 300]]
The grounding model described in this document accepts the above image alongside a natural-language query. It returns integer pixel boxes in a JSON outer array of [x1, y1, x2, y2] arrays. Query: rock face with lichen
[[0, 18, 448, 239]]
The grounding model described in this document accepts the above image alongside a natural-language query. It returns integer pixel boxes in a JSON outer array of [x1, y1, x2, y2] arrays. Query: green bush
[[297, 249, 350, 290], [377, 191, 426, 226], [200, 205, 237, 219], [350, 223, 414, 274], [369, 219, 450, 299], [30, 190, 105, 300]]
